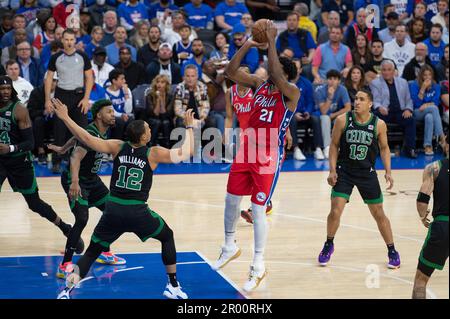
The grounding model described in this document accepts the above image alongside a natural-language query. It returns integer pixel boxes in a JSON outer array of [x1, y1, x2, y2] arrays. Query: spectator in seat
[[146, 42, 183, 85], [84, 26, 104, 60], [378, 11, 400, 44], [321, 0, 354, 32], [240, 13, 254, 38], [145, 74, 174, 147], [0, 14, 34, 49], [117, 0, 149, 32], [28, 71, 58, 164], [5, 59, 34, 106], [184, 0, 214, 31], [312, 26, 353, 84], [351, 33, 373, 71], [344, 65, 369, 109], [91, 46, 114, 87], [435, 44, 449, 82], [114, 46, 147, 91], [105, 26, 137, 66], [130, 21, 150, 50], [431, 0, 448, 28], [276, 11, 316, 79], [314, 69, 352, 159], [294, 3, 318, 43], [423, 23, 446, 66], [441, 67, 449, 125], [409, 1, 433, 34], [409, 17, 428, 44], [214, 0, 250, 32], [147, 0, 179, 22], [383, 24, 416, 76], [402, 42, 438, 82], [104, 68, 134, 140], [15, 40, 44, 87], [409, 65, 445, 155], [100, 11, 118, 47], [172, 23, 193, 65], [227, 23, 258, 73], [210, 31, 229, 60], [364, 40, 387, 83], [317, 10, 340, 45], [160, 10, 198, 47], [369, 59, 417, 158], [88, 0, 116, 27], [344, 7, 379, 48], [181, 38, 207, 78], [137, 25, 162, 67], [32, 15, 56, 54], [290, 58, 324, 161], [1, 28, 39, 66]]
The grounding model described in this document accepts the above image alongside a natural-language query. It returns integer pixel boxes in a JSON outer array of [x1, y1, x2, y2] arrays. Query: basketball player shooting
[[212, 20, 300, 292]]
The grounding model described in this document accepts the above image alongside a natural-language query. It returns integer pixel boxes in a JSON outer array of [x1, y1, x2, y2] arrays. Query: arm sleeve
[[16, 127, 35, 152]]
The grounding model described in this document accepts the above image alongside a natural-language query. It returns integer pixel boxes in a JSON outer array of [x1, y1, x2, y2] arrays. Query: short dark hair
[[279, 56, 298, 81], [109, 68, 125, 82], [326, 69, 341, 80], [371, 39, 384, 47], [91, 99, 113, 119], [357, 88, 373, 102], [13, 14, 26, 21], [192, 38, 203, 45], [5, 60, 19, 69], [62, 28, 76, 37], [126, 120, 147, 144], [330, 25, 343, 33], [119, 46, 131, 54], [431, 23, 444, 33], [287, 11, 299, 19]]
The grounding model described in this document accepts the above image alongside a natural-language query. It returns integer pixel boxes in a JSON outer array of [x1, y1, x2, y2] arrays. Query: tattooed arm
[[416, 161, 441, 227]]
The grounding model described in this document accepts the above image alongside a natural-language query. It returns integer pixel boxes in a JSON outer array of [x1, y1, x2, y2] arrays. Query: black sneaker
[[38, 153, 47, 165], [403, 149, 418, 159]]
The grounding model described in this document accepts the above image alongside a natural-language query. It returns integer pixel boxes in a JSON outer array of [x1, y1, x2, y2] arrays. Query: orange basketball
[[252, 19, 269, 43]]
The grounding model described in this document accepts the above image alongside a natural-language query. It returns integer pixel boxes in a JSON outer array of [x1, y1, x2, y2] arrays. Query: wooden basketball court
[[0, 169, 448, 299]]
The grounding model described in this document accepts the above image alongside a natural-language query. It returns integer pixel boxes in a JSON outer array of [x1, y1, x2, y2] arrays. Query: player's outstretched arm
[[417, 161, 440, 227], [327, 114, 345, 186], [225, 39, 265, 89], [48, 136, 77, 155], [266, 20, 300, 111], [52, 98, 123, 157], [223, 88, 234, 145], [149, 109, 196, 166], [377, 119, 393, 190]]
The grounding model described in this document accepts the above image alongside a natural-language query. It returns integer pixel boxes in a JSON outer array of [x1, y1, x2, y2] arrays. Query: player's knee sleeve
[[224, 193, 242, 230], [23, 193, 57, 222], [251, 203, 267, 254], [154, 224, 176, 265]]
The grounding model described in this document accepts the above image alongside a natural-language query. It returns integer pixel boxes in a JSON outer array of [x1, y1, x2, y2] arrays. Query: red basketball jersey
[[231, 84, 254, 130], [247, 81, 294, 150]]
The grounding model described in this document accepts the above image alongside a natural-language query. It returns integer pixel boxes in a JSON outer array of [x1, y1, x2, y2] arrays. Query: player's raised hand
[[246, 37, 268, 49], [265, 20, 278, 41], [51, 98, 69, 120], [385, 173, 394, 190], [184, 109, 196, 127], [327, 171, 338, 187]]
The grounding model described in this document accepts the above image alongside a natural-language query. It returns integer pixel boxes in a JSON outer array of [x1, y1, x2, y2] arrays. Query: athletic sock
[[167, 273, 178, 287], [387, 243, 396, 255], [251, 202, 267, 268], [326, 237, 334, 245], [224, 193, 242, 248]]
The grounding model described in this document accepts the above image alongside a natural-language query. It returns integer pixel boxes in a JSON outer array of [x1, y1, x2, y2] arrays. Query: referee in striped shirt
[[44, 29, 94, 173]]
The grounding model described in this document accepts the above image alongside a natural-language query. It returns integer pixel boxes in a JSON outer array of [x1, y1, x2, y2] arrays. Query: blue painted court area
[[0, 252, 244, 299], [33, 154, 444, 177]]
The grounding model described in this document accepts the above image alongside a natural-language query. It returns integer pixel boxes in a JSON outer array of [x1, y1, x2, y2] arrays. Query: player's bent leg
[[152, 223, 188, 299], [241, 200, 273, 224], [319, 197, 347, 266], [368, 203, 400, 269], [412, 268, 432, 299], [212, 192, 243, 271]]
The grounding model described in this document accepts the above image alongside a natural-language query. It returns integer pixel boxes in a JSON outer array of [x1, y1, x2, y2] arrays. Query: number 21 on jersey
[[259, 109, 274, 123]]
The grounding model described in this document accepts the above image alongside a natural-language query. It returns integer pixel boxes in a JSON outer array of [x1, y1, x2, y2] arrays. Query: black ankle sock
[[326, 237, 334, 245], [387, 244, 396, 254], [167, 273, 178, 287]]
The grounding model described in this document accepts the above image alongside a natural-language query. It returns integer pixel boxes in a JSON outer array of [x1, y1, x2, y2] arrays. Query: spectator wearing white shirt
[[5, 59, 33, 106], [383, 24, 416, 76], [431, 0, 448, 28], [91, 46, 114, 87], [160, 10, 198, 47]]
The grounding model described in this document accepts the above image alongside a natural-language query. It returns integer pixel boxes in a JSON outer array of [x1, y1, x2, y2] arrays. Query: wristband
[[417, 192, 430, 204], [9, 145, 15, 153]]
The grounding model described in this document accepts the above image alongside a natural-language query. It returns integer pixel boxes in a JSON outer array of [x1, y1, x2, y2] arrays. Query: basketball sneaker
[[240, 201, 273, 224], [56, 262, 74, 279], [95, 252, 126, 265], [318, 242, 334, 266], [57, 286, 73, 299], [388, 250, 401, 269], [243, 264, 267, 292], [163, 282, 188, 299], [211, 245, 241, 270]]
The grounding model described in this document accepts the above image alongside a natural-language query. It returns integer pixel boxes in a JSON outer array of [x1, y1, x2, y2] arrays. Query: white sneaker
[[323, 146, 330, 159], [243, 264, 267, 292], [57, 287, 73, 299], [314, 147, 325, 160], [293, 146, 306, 161], [163, 282, 188, 299], [211, 245, 241, 271]]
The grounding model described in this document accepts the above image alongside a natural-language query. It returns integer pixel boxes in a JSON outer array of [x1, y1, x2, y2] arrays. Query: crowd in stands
[[0, 0, 449, 170]]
